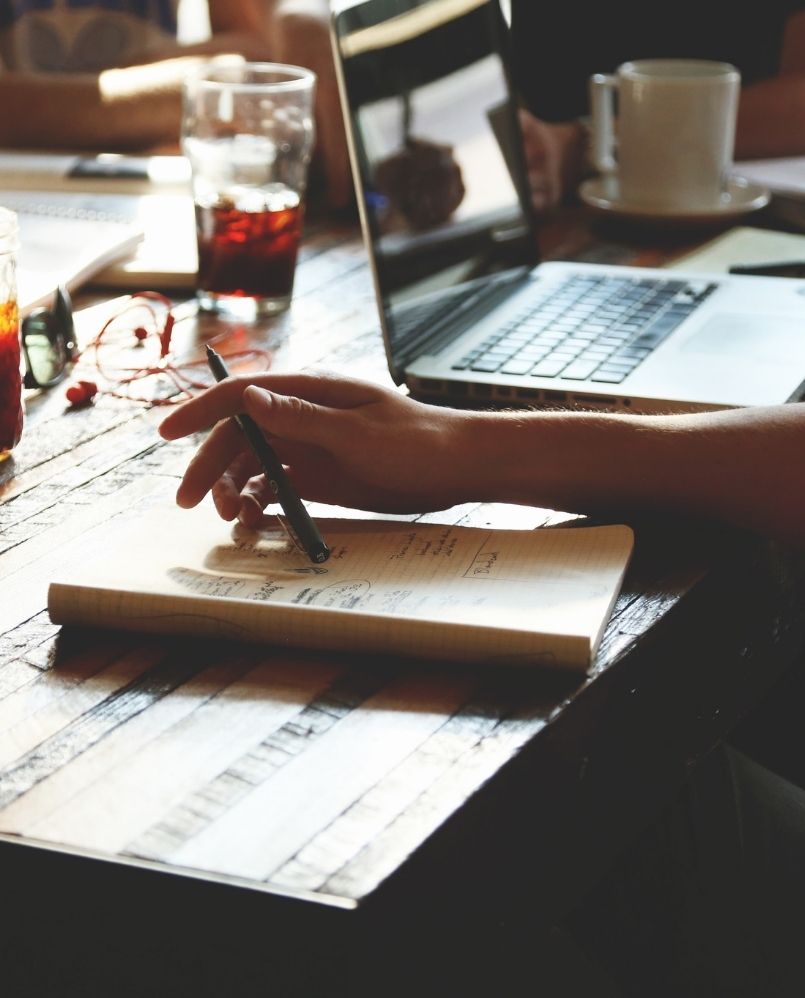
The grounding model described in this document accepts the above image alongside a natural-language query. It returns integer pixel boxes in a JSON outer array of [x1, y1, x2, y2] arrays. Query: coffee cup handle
[[589, 73, 618, 174]]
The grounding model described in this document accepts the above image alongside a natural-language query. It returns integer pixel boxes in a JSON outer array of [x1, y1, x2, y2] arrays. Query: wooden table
[[2, 208, 805, 997]]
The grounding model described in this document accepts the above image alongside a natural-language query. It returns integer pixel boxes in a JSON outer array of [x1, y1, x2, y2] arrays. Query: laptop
[[330, 0, 805, 413]]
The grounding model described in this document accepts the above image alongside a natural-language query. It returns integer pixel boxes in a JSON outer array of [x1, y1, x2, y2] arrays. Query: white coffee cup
[[589, 59, 740, 211]]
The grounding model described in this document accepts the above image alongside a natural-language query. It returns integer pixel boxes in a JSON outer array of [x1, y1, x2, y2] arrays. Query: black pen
[[729, 261, 805, 279], [205, 346, 330, 564]]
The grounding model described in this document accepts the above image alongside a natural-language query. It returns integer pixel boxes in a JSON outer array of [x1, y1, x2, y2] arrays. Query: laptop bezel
[[329, 0, 540, 385]]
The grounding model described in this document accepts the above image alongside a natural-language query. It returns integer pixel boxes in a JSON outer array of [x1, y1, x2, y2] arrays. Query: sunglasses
[[21, 286, 77, 390]]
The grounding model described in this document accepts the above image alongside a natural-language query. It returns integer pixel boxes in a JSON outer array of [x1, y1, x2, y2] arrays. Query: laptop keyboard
[[451, 274, 717, 384]]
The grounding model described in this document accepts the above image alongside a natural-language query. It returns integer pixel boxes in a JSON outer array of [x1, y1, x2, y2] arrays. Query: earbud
[[65, 380, 98, 407]]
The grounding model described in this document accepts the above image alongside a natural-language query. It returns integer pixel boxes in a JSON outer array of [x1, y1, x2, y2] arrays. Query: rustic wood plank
[[269, 703, 506, 894], [0, 645, 163, 771], [126, 659, 398, 863], [0, 475, 170, 634], [0, 612, 61, 675], [321, 708, 546, 900], [0, 210, 795, 985], [0, 647, 207, 811], [7, 657, 343, 852], [164, 671, 478, 881], [0, 416, 163, 531]]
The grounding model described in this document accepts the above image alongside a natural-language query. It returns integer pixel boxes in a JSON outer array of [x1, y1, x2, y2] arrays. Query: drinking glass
[[182, 62, 316, 318]]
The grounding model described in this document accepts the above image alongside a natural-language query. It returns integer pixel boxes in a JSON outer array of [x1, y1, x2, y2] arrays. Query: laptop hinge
[[396, 267, 532, 370]]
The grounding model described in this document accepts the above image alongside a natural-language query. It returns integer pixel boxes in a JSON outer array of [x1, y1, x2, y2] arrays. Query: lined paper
[[48, 503, 633, 671]]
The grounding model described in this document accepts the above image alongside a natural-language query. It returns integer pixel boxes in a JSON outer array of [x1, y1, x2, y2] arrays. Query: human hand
[[518, 109, 586, 213], [158, 373, 479, 524], [270, 6, 353, 209]]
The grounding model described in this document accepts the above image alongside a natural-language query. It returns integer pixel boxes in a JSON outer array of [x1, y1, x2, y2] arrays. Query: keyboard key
[[544, 348, 582, 361], [599, 359, 637, 372], [591, 370, 627, 383], [518, 345, 552, 359], [500, 359, 536, 375], [531, 358, 570, 377], [560, 359, 601, 380], [470, 359, 505, 372]]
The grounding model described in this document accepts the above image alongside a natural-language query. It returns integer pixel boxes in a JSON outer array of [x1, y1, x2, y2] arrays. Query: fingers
[[171, 375, 376, 514], [238, 474, 277, 528], [175, 418, 252, 510], [240, 384, 345, 448], [159, 371, 385, 441]]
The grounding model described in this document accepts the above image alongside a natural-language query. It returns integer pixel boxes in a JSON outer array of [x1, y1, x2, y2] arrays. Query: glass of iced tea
[[0, 207, 21, 461], [182, 63, 316, 318]]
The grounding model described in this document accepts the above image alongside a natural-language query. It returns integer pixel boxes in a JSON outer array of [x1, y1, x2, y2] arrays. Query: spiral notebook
[[0, 189, 144, 314], [0, 188, 197, 314]]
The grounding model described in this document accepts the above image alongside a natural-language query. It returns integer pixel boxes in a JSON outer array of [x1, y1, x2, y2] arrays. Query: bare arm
[[154, 0, 267, 61], [732, 11, 805, 159], [0, 55, 244, 150], [0, 0, 273, 151], [735, 74, 805, 159], [158, 374, 805, 548]]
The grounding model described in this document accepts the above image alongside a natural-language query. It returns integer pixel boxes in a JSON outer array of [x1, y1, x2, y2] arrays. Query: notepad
[[47, 503, 634, 672], [664, 225, 805, 274], [0, 188, 198, 310], [0, 190, 144, 313]]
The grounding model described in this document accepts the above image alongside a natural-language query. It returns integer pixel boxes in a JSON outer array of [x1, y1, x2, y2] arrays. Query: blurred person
[[256, 1, 805, 213], [262, 0, 352, 208], [511, 0, 805, 211], [0, 0, 269, 150]]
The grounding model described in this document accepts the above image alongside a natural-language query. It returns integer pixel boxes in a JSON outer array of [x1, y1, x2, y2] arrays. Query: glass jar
[[0, 207, 21, 460]]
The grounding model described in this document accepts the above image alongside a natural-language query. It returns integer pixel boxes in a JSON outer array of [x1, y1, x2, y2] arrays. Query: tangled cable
[[66, 291, 270, 407]]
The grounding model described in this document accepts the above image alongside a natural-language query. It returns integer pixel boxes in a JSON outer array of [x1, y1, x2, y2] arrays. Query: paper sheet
[[48, 503, 634, 670]]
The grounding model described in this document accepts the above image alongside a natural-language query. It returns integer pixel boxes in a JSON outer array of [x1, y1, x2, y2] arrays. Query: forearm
[[735, 75, 805, 159], [0, 56, 241, 150], [146, 34, 270, 62], [459, 404, 805, 544]]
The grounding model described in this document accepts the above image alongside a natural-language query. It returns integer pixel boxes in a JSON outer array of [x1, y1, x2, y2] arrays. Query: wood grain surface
[[2, 213, 804, 997]]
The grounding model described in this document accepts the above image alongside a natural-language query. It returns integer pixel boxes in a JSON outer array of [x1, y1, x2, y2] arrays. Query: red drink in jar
[[195, 187, 303, 311], [0, 299, 22, 458], [0, 205, 20, 459]]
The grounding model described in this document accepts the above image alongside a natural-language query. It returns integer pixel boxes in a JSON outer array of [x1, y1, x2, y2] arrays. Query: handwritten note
[[48, 503, 633, 671]]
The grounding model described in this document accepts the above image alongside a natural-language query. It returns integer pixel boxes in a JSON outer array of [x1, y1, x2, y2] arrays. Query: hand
[[270, 8, 353, 209], [518, 110, 586, 213], [158, 373, 478, 524]]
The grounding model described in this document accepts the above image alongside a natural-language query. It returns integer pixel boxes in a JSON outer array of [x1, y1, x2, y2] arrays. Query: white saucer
[[579, 175, 770, 225]]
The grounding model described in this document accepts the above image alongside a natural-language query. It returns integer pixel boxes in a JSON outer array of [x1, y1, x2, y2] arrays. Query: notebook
[[5, 190, 197, 301], [0, 151, 192, 195], [47, 502, 634, 672], [331, 0, 805, 413], [0, 190, 144, 314]]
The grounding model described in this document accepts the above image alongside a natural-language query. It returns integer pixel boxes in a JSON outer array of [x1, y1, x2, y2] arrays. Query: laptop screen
[[332, 0, 538, 379]]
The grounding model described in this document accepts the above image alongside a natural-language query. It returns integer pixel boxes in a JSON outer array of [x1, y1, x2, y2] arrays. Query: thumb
[[243, 385, 336, 447]]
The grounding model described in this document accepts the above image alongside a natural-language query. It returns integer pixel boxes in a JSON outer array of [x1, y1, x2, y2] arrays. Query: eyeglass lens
[[23, 312, 68, 388], [21, 286, 74, 389]]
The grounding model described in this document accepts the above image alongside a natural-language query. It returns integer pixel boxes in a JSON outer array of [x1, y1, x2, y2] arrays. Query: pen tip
[[205, 344, 215, 358]]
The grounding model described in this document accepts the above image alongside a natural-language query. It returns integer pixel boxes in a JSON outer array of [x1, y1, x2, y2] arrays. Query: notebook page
[[0, 188, 196, 309], [0, 190, 143, 312], [49, 503, 633, 670]]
